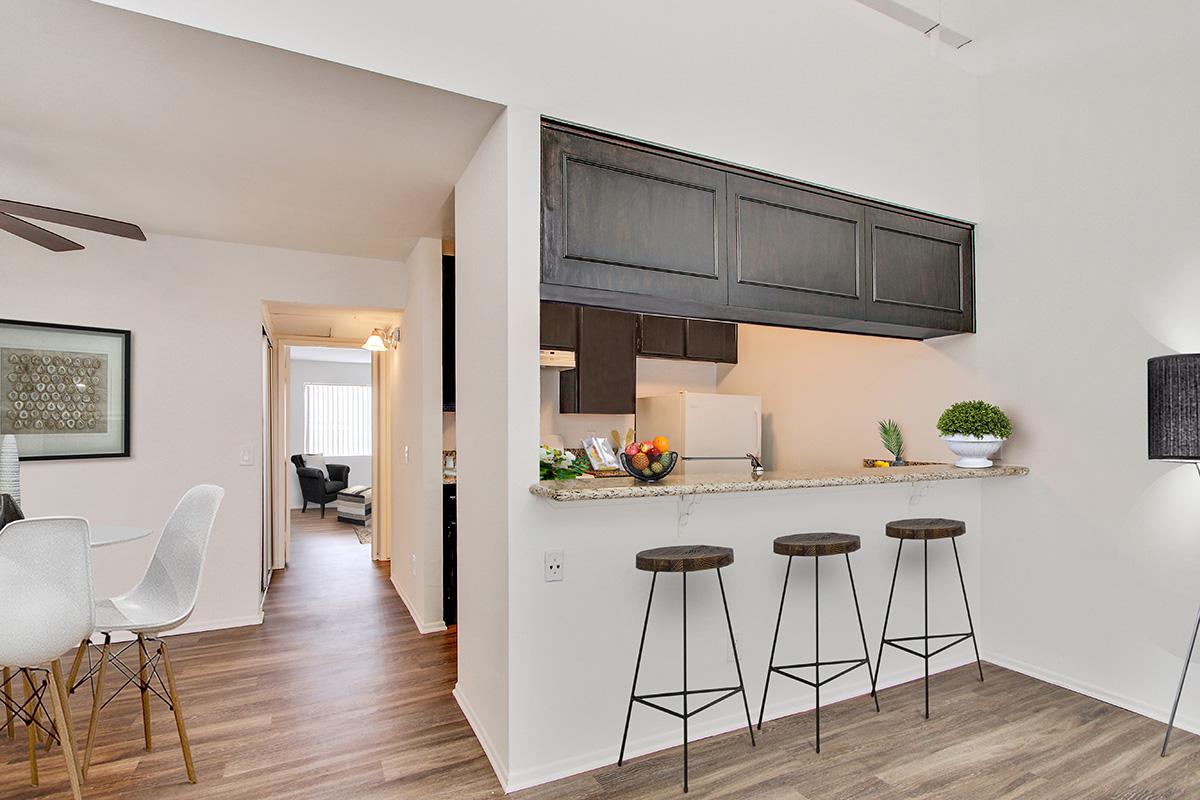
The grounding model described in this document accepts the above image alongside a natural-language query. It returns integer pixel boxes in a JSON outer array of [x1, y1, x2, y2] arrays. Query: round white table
[[90, 524, 154, 548]]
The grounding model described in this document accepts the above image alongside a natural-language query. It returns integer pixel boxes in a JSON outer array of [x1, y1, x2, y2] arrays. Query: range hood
[[540, 349, 576, 369]]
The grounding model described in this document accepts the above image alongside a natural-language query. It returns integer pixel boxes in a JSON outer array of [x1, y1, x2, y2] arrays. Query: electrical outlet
[[727, 630, 742, 663], [544, 550, 564, 582], [410, 553, 417, 576]]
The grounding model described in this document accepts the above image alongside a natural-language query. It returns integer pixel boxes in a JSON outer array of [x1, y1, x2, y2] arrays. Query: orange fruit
[[652, 435, 669, 452]]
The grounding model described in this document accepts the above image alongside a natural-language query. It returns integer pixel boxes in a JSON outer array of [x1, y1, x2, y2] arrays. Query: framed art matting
[[0, 319, 131, 460]]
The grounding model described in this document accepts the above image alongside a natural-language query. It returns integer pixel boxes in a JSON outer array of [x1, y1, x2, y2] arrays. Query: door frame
[[270, 334, 393, 567]]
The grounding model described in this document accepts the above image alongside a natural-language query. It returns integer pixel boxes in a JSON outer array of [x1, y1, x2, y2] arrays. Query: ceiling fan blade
[[0, 199, 146, 241], [0, 212, 84, 251]]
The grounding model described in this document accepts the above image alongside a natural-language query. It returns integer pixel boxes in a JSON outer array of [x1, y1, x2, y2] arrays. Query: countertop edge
[[529, 465, 1030, 502]]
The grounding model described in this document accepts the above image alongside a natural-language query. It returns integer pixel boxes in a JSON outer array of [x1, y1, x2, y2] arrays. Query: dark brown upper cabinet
[[865, 208, 974, 334], [539, 301, 578, 350], [542, 126, 728, 308], [637, 315, 687, 358], [541, 120, 975, 340], [727, 174, 867, 321], [637, 315, 737, 363], [560, 307, 638, 415], [684, 319, 738, 363]]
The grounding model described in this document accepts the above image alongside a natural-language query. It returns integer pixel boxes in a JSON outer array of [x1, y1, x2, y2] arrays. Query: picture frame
[[0, 318, 131, 460]]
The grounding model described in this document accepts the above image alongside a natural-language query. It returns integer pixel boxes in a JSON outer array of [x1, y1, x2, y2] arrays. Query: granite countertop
[[529, 463, 1029, 502]]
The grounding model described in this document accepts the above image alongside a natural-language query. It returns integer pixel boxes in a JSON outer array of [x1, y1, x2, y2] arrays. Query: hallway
[[0, 512, 501, 799]]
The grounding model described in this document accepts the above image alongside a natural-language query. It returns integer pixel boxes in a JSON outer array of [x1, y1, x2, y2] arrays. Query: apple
[[624, 443, 641, 457], [646, 446, 661, 459]]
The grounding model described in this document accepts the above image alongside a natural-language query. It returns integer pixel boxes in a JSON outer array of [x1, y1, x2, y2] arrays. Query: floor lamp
[[1149, 354, 1200, 756]]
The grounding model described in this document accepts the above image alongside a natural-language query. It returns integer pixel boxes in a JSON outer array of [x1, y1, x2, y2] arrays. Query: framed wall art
[[0, 319, 130, 460]]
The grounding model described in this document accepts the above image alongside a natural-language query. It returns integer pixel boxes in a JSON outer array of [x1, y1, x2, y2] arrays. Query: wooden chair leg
[[138, 634, 152, 750], [48, 662, 83, 800], [4, 666, 13, 739], [23, 669, 44, 746], [159, 640, 197, 783], [83, 636, 111, 778], [66, 639, 89, 695], [23, 670, 38, 786]]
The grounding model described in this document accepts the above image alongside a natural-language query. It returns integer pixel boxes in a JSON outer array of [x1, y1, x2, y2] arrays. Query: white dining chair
[[0, 517, 92, 800], [68, 484, 224, 784]]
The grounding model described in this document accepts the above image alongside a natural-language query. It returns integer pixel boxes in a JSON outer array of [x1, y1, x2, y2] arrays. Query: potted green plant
[[936, 400, 1013, 468], [877, 419, 906, 466]]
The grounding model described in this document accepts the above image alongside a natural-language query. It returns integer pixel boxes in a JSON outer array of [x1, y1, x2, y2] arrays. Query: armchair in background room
[[290, 455, 349, 517]]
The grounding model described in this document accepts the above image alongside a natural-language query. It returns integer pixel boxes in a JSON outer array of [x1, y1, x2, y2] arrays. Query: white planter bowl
[[940, 435, 1005, 469]]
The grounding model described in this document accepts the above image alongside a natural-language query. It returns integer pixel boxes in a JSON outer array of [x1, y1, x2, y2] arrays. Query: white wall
[[719, 324, 979, 470], [0, 232, 403, 633], [974, 0, 1200, 735], [390, 237, 446, 632], [287, 357, 373, 508]]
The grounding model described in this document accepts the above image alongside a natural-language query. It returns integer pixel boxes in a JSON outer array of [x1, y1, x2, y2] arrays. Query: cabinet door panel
[[685, 319, 737, 363], [540, 301, 578, 350], [572, 307, 637, 415], [727, 174, 867, 319], [866, 209, 973, 332], [543, 127, 728, 305], [638, 315, 686, 358]]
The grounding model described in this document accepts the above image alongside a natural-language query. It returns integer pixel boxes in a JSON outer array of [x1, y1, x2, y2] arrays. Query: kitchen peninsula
[[531, 463, 1029, 501]]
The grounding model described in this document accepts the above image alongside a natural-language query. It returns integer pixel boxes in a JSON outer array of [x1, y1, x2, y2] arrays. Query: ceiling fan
[[0, 198, 145, 252]]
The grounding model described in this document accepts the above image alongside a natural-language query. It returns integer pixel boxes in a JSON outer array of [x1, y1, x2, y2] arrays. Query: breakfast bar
[[508, 463, 1029, 788]]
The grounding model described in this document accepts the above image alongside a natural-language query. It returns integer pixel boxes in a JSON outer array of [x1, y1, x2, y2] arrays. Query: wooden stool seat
[[885, 518, 966, 540], [636, 545, 733, 572], [773, 532, 861, 558]]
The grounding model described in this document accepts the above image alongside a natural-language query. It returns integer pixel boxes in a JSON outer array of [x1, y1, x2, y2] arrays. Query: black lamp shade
[[1149, 354, 1200, 460]]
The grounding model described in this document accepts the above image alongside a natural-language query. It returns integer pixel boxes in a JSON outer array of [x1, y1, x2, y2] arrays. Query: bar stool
[[757, 533, 877, 752], [618, 545, 755, 793], [873, 518, 983, 719]]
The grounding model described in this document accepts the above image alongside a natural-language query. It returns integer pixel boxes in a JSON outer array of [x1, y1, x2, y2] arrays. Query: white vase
[[0, 435, 19, 506], [940, 434, 1005, 469]]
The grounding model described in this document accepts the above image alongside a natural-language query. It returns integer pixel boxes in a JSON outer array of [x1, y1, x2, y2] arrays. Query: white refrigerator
[[635, 392, 762, 475]]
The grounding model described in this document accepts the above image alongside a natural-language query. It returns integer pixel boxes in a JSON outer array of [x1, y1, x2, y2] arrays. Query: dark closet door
[[542, 127, 729, 306], [726, 173, 867, 321], [684, 320, 737, 364], [865, 208, 974, 333]]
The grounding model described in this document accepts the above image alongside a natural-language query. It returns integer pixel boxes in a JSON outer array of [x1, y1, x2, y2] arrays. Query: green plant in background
[[539, 445, 590, 481], [937, 400, 1013, 439], [877, 419, 905, 464]]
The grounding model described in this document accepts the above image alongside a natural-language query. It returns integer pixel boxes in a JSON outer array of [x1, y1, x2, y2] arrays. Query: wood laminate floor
[[3, 511, 1198, 798]]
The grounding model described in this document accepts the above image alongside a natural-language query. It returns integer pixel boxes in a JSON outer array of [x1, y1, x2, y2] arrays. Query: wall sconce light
[[360, 326, 401, 352]]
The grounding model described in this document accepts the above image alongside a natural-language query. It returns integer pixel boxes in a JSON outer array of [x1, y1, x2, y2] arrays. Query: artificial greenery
[[539, 446, 590, 481], [936, 400, 1013, 439], [877, 419, 905, 463]]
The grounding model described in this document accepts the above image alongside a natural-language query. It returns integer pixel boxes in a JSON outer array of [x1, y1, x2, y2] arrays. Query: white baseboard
[[453, 683, 510, 792], [504, 654, 974, 792], [981, 649, 1200, 739], [389, 575, 447, 634], [96, 612, 264, 644]]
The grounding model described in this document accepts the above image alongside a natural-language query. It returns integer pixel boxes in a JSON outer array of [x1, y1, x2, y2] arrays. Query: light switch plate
[[239, 447, 254, 466]]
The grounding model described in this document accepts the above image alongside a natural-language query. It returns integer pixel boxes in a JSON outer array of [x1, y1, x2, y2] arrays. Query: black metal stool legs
[[845, 554, 880, 713], [876, 536, 982, 720], [952, 538, 985, 683], [618, 573, 657, 767], [716, 569, 757, 751], [759, 552, 874, 752], [618, 568, 754, 793], [872, 540, 904, 701], [757, 556, 792, 730]]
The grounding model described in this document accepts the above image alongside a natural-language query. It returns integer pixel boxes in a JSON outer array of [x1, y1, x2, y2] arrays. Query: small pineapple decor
[[877, 419, 906, 466]]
